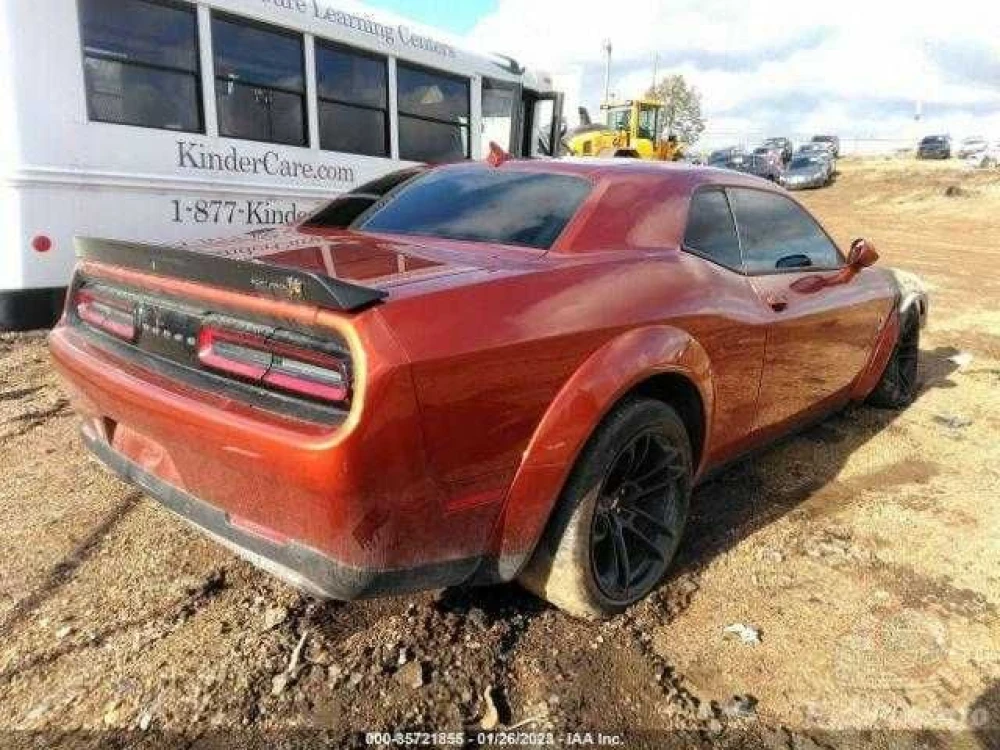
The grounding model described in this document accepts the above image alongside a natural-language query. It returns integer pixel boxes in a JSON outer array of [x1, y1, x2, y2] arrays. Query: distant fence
[[696, 131, 917, 156]]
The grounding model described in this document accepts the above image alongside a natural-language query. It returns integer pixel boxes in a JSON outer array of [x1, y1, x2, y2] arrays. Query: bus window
[[480, 80, 518, 157], [315, 42, 389, 158], [79, 0, 202, 132], [212, 14, 306, 146], [396, 64, 469, 162]]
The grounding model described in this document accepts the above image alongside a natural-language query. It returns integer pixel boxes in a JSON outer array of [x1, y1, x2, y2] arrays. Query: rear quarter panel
[[376, 248, 768, 566]]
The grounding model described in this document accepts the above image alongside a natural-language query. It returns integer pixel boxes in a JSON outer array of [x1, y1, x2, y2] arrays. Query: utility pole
[[602, 39, 612, 106], [651, 52, 659, 95], [916, 37, 927, 122]]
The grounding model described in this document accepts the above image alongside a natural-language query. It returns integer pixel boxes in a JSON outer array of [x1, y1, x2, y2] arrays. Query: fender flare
[[850, 267, 930, 401], [899, 290, 928, 328], [850, 306, 901, 401], [487, 325, 714, 579], [850, 281, 928, 401], [890, 268, 929, 329]]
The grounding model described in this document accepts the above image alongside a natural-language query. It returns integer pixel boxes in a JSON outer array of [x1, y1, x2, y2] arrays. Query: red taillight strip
[[264, 357, 347, 402], [196, 326, 349, 404], [196, 327, 271, 381], [75, 289, 135, 342]]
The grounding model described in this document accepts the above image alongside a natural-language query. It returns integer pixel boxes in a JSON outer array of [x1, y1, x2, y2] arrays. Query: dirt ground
[[1, 158, 998, 749]]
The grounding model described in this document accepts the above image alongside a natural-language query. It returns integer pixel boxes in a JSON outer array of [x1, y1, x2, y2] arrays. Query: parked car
[[761, 137, 793, 164], [796, 142, 837, 174], [740, 152, 784, 182], [781, 154, 833, 189], [798, 142, 834, 158], [709, 148, 782, 182], [957, 136, 989, 159], [811, 134, 840, 157], [754, 144, 784, 162], [50, 159, 928, 618], [708, 146, 745, 166], [964, 140, 1000, 169], [917, 135, 952, 159]]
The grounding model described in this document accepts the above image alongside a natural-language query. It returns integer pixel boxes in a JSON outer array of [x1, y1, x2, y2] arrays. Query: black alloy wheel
[[589, 430, 686, 604], [869, 311, 920, 408], [518, 398, 692, 618], [886, 315, 919, 401]]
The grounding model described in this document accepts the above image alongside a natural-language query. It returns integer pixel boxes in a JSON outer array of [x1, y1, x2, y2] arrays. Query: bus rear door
[[519, 90, 564, 157]]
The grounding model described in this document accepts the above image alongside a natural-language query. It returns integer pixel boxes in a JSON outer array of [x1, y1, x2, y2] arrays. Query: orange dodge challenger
[[50, 159, 927, 618]]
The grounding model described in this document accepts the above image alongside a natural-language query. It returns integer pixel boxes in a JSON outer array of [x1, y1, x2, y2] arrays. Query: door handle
[[766, 294, 789, 312]]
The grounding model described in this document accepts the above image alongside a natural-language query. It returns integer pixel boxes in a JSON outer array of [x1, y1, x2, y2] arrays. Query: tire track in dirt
[[0, 490, 143, 640], [1, 397, 70, 439]]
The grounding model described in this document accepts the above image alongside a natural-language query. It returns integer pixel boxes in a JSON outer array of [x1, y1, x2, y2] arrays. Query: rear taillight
[[197, 326, 349, 404], [74, 288, 135, 342], [70, 280, 350, 408], [196, 327, 272, 381]]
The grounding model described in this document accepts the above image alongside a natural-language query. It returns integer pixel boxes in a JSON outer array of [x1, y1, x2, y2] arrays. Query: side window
[[396, 64, 470, 162], [728, 188, 842, 273], [212, 15, 306, 146], [683, 190, 742, 270], [303, 167, 426, 228], [315, 42, 388, 158], [79, 0, 202, 132]]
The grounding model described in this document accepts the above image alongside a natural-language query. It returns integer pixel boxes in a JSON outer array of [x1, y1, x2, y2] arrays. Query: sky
[[363, 0, 496, 34], [368, 0, 1000, 148]]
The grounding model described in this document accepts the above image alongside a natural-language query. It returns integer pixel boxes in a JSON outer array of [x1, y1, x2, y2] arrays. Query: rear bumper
[[50, 319, 507, 589], [84, 428, 483, 599], [784, 178, 826, 190]]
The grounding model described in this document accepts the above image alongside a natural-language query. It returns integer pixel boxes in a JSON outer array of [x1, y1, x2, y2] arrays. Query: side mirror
[[848, 238, 879, 269]]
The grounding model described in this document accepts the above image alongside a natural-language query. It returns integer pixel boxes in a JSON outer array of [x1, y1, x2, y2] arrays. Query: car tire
[[518, 398, 691, 619], [867, 310, 920, 409]]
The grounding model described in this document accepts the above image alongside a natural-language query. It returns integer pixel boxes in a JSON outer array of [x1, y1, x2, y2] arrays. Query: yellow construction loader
[[564, 99, 683, 160]]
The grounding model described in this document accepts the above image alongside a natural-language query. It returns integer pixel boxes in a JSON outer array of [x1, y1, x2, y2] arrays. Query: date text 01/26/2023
[[364, 730, 625, 746], [170, 198, 312, 226]]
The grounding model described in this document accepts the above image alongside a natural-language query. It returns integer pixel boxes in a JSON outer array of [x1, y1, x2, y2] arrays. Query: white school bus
[[0, 0, 563, 329]]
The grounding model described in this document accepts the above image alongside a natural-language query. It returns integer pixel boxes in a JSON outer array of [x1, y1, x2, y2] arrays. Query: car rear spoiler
[[75, 237, 388, 312]]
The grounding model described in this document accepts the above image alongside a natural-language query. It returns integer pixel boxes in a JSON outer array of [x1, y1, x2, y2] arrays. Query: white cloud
[[468, 0, 1000, 149]]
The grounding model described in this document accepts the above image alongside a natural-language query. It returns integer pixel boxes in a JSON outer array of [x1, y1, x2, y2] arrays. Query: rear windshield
[[358, 168, 591, 249], [790, 156, 819, 168]]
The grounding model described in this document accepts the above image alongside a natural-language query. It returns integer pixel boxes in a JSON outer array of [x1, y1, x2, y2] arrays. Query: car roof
[[438, 157, 777, 191]]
